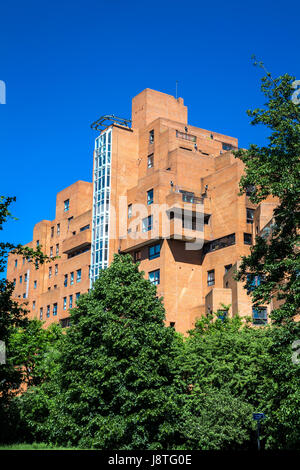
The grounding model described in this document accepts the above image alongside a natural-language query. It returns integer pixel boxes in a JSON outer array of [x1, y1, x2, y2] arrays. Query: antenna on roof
[[176, 80, 178, 99]]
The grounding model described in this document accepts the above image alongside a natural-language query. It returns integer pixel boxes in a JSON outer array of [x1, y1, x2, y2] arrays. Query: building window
[[207, 270, 215, 286], [49, 267, 52, 279], [247, 274, 261, 293], [63, 297, 67, 310], [47, 305, 50, 318], [68, 216, 73, 230], [147, 189, 154, 205], [217, 309, 227, 321], [203, 233, 236, 254], [244, 233, 253, 245], [147, 153, 154, 168], [69, 295, 73, 309], [252, 307, 268, 325], [50, 246, 53, 257], [149, 243, 160, 260], [246, 208, 254, 224], [225, 264, 232, 273], [53, 303, 57, 316], [70, 272, 74, 285], [64, 274, 68, 287], [64, 199, 70, 212], [76, 269, 81, 283], [32, 301, 36, 310], [24, 273, 28, 282], [23, 293, 26, 299], [149, 129, 154, 144], [13, 278, 16, 287], [170, 322, 175, 328], [80, 224, 90, 232], [51, 226, 54, 238], [54, 284, 57, 289], [142, 215, 153, 232], [56, 244, 59, 255], [19, 275, 22, 284], [128, 204, 132, 219], [22, 257, 25, 265], [149, 269, 160, 285], [222, 142, 235, 151], [36, 240, 39, 247], [39, 308, 43, 320], [246, 185, 256, 196], [134, 250, 141, 263], [176, 130, 196, 142], [60, 317, 71, 328], [76, 292, 80, 302], [14, 259, 18, 268], [55, 264, 58, 275], [57, 224, 60, 235]]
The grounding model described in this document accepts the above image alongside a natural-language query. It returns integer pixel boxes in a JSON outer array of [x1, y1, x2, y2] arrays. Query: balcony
[[62, 229, 91, 256]]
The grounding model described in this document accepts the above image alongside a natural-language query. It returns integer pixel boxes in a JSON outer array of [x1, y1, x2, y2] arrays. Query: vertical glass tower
[[90, 128, 112, 286]]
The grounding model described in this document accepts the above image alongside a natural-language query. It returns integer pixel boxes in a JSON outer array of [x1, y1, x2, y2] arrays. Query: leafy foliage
[[234, 72, 300, 323]]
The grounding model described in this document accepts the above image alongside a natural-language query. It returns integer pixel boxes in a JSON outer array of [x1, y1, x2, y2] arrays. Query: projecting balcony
[[62, 229, 91, 256], [165, 190, 211, 217]]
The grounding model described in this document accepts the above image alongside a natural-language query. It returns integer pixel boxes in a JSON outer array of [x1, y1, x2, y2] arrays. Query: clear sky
[[1, 0, 299, 264]]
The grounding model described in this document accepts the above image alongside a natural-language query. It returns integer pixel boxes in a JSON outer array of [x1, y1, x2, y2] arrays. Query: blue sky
[[1, 0, 299, 262]]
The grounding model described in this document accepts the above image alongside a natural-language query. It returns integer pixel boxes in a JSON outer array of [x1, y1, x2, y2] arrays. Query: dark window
[[56, 244, 59, 255], [134, 250, 141, 263], [203, 234, 236, 254], [76, 269, 81, 282], [53, 303, 57, 316], [60, 317, 71, 328], [64, 199, 70, 212], [128, 204, 132, 219], [64, 274, 68, 287], [170, 322, 175, 328], [225, 264, 232, 273], [149, 269, 160, 285], [68, 216, 73, 230], [39, 308, 43, 320], [222, 142, 235, 151], [149, 129, 154, 144], [80, 224, 90, 232], [244, 233, 253, 245], [207, 270, 215, 286], [67, 245, 91, 259], [149, 243, 160, 260], [246, 185, 256, 196], [252, 307, 268, 325], [14, 259, 17, 268], [147, 153, 154, 168], [57, 224, 60, 235], [47, 305, 50, 318], [147, 189, 154, 205], [246, 208, 254, 224], [51, 226, 54, 238], [36, 240, 39, 247]]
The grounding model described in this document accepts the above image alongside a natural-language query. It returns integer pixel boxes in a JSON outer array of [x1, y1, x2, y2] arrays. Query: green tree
[[0, 195, 51, 443], [234, 70, 300, 323], [25, 254, 181, 449]]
